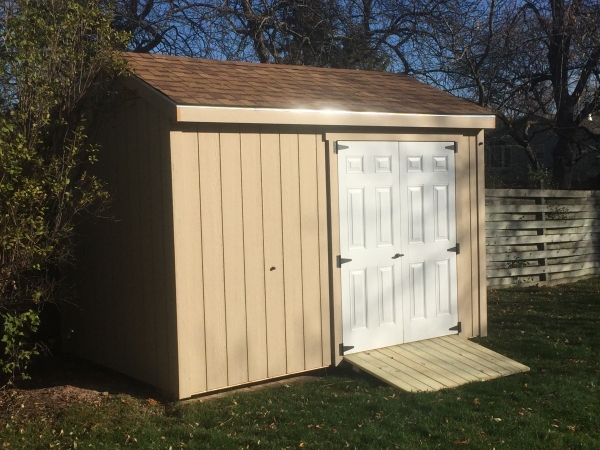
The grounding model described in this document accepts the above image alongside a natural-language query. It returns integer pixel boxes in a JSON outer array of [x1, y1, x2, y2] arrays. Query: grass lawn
[[2, 277, 599, 449]]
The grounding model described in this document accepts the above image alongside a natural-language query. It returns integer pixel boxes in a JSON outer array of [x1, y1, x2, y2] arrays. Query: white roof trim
[[176, 105, 496, 129]]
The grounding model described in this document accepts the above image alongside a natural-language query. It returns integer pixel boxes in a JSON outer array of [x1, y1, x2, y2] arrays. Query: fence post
[[535, 194, 548, 284]]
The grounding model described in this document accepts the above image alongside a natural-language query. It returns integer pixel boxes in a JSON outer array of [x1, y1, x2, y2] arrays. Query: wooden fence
[[486, 189, 600, 288]]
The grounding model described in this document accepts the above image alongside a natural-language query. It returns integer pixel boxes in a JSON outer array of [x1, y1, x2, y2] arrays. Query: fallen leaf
[[492, 417, 502, 422], [474, 398, 480, 405], [147, 398, 159, 405], [567, 426, 576, 431]]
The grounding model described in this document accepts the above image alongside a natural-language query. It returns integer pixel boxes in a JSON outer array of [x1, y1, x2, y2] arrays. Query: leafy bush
[[0, 0, 128, 382]]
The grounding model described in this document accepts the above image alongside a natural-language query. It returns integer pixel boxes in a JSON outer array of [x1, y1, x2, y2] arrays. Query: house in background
[[65, 53, 495, 399], [485, 119, 600, 188]]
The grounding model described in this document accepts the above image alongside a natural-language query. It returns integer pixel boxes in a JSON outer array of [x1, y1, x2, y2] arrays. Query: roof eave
[[176, 105, 496, 129]]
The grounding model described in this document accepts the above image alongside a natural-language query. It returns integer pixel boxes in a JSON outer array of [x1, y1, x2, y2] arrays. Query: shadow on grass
[[6, 353, 165, 401]]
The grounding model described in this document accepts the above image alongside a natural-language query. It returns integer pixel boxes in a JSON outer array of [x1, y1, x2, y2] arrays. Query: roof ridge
[[123, 52, 413, 78]]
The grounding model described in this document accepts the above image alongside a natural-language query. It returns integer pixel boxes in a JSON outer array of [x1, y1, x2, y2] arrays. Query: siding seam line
[[197, 130, 208, 392], [238, 129, 250, 383], [314, 134, 324, 366], [297, 133, 306, 370], [259, 130, 270, 377], [279, 133, 289, 374], [218, 130, 229, 386]]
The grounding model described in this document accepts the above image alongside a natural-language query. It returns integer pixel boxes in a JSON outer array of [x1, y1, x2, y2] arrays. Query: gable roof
[[123, 52, 495, 128]]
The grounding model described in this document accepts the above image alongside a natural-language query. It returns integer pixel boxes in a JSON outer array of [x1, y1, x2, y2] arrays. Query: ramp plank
[[344, 336, 529, 392]]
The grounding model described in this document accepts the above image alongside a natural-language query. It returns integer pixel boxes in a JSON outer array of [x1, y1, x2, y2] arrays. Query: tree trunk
[[552, 134, 575, 189]]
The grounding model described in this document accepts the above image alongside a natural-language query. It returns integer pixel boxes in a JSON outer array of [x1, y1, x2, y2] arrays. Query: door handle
[[392, 253, 404, 259]]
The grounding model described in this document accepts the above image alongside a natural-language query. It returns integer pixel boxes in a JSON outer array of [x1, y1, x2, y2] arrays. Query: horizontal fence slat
[[487, 230, 540, 237], [486, 189, 600, 198], [486, 245, 541, 254], [487, 276, 541, 287], [548, 267, 600, 281], [487, 261, 600, 278], [547, 239, 600, 250], [486, 213, 600, 221], [486, 204, 600, 213], [548, 253, 600, 265], [486, 218, 600, 230], [486, 232, 600, 246], [546, 226, 600, 234], [486, 247, 600, 262]]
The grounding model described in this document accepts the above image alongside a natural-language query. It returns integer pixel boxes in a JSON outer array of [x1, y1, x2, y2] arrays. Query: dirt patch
[[0, 385, 105, 426], [0, 354, 164, 427]]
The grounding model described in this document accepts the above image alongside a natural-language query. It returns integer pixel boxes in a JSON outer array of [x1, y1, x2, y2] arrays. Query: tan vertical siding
[[147, 105, 173, 390], [171, 131, 206, 397], [260, 133, 288, 378], [67, 95, 179, 397], [316, 138, 332, 367], [328, 142, 344, 367], [299, 134, 325, 369], [454, 136, 474, 337], [469, 135, 481, 337], [136, 100, 158, 381], [198, 132, 229, 391], [220, 132, 249, 386], [173, 129, 332, 396], [280, 133, 305, 374], [240, 133, 269, 382], [159, 115, 180, 393]]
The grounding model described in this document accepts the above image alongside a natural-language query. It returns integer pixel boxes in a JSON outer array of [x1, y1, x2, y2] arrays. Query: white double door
[[338, 141, 458, 354]]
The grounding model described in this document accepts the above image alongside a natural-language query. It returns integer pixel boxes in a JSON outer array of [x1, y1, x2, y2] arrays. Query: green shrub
[[0, 0, 129, 383]]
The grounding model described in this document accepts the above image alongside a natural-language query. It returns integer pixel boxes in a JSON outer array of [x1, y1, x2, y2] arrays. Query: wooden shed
[[65, 53, 496, 399]]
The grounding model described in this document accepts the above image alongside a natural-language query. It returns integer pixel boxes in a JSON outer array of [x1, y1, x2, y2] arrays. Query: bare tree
[[414, 0, 600, 188]]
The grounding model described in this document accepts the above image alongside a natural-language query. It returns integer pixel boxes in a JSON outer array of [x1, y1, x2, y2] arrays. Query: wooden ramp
[[344, 335, 529, 392]]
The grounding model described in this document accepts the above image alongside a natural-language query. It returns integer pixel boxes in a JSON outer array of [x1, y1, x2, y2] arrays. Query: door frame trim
[[326, 132, 480, 366]]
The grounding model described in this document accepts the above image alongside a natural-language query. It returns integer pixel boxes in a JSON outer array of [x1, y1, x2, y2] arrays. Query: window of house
[[487, 145, 512, 169]]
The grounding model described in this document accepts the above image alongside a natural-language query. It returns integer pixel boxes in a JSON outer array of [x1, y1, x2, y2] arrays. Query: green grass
[[3, 277, 600, 449]]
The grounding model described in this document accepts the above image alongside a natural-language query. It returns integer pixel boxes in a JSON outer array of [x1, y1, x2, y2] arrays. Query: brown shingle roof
[[124, 52, 491, 116]]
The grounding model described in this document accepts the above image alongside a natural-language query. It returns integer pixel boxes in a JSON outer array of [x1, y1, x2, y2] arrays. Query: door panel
[[349, 269, 367, 330], [399, 142, 458, 343], [378, 265, 395, 325], [376, 187, 393, 246], [434, 185, 449, 241], [348, 188, 366, 249], [408, 186, 424, 243], [435, 260, 451, 314], [409, 262, 426, 319], [338, 142, 402, 353]]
